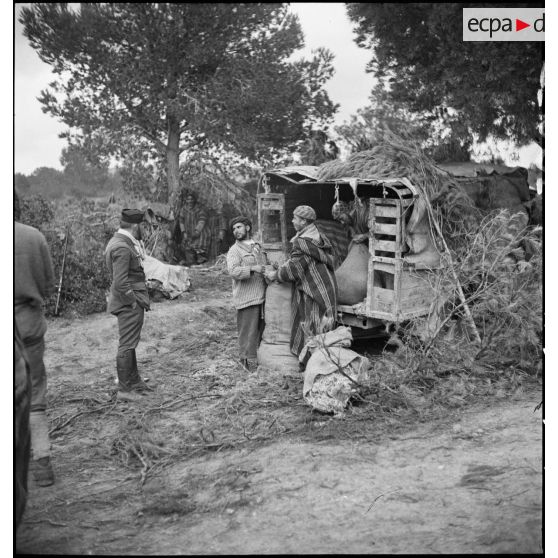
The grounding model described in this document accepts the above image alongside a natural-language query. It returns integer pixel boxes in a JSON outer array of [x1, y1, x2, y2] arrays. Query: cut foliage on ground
[[16, 269, 542, 554]]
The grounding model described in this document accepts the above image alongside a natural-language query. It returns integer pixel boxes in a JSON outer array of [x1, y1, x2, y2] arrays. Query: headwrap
[[331, 201, 350, 221], [229, 216, 252, 231], [121, 208, 145, 224], [293, 205, 316, 222]]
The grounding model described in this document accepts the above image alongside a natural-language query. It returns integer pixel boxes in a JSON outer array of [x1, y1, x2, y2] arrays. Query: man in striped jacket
[[226, 216, 269, 371], [266, 205, 338, 359]]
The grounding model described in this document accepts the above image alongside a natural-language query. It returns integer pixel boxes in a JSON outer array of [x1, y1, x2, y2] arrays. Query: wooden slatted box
[[365, 185, 436, 322]]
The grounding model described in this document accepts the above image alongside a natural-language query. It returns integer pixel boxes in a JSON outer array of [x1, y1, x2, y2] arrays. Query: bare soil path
[[16, 271, 543, 555]]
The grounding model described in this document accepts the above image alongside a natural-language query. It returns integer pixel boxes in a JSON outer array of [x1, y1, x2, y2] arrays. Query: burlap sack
[[262, 281, 293, 344], [257, 341, 299, 373], [335, 242, 369, 305]]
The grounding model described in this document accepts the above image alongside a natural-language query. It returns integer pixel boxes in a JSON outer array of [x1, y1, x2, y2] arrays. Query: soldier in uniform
[[105, 209, 153, 401], [15, 193, 56, 487]]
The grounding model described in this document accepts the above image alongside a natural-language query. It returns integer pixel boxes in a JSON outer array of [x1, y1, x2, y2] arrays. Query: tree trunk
[[166, 116, 181, 216], [166, 116, 184, 261]]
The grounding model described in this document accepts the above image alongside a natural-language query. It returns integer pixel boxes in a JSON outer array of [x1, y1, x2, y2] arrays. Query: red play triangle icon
[[516, 19, 530, 31]]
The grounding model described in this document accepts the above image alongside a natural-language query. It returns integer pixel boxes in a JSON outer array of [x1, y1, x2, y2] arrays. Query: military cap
[[293, 205, 316, 222], [121, 208, 145, 224]]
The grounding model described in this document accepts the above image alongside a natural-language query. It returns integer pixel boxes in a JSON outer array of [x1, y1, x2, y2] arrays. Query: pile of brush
[[316, 131, 480, 248], [316, 132, 541, 379]]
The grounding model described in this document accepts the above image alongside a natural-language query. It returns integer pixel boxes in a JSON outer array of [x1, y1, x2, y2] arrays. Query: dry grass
[[45, 257, 541, 491]]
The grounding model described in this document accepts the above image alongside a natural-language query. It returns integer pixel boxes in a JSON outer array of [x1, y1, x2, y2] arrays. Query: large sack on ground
[[335, 242, 369, 305], [302, 326, 370, 415], [262, 282, 293, 344], [257, 341, 299, 373]]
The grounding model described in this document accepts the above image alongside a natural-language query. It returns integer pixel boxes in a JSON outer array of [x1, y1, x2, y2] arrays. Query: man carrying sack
[[105, 208, 153, 401]]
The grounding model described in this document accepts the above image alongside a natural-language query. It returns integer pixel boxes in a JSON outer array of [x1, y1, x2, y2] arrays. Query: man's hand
[[352, 233, 368, 244], [264, 269, 278, 282], [251, 265, 264, 274]]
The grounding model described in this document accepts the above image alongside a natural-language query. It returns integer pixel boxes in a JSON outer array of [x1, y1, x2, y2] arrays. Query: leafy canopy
[[20, 3, 338, 195], [346, 3, 544, 145]]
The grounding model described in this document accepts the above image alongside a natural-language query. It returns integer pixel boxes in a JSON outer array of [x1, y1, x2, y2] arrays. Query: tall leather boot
[[29, 411, 54, 487], [130, 349, 154, 391], [116, 350, 146, 401]]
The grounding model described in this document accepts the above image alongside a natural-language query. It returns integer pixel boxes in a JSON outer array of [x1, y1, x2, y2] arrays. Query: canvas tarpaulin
[[143, 255, 190, 299]]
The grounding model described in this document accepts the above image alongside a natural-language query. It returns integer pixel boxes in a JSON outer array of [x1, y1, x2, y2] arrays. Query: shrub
[[378, 210, 542, 399], [18, 194, 116, 317], [18, 193, 54, 229]]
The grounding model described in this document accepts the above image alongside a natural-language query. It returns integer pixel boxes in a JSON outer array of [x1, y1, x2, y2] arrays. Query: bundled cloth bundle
[[143, 255, 191, 299], [301, 326, 370, 415]]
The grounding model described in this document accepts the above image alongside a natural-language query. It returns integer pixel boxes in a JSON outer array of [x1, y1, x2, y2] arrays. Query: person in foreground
[[265, 205, 338, 361], [14, 192, 56, 486], [226, 216, 269, 372], [105, 208, 153, 401]]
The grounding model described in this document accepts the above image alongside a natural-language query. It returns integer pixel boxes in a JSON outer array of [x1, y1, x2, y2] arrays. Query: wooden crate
[[365, 196, 436, 321]]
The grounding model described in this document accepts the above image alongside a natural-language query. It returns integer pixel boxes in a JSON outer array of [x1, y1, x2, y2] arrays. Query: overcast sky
[[13, 2, 377, 175]]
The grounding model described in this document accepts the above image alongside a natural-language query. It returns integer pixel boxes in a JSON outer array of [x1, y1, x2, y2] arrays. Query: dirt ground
[[16, 270, 543, 555]]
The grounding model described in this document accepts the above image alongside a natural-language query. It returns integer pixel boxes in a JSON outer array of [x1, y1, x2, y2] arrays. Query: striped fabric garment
[[277, 226, 338, 356], [181, 204, 211, 252], [226, 241, 268, 310], [315, 219, 350, 269]]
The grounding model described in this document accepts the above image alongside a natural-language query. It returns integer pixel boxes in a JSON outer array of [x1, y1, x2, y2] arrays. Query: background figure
[[226, 216, 269, 372], [105, 209, 153, 402], [215, 210, 230, 255], [180, 191, 210, 264], [14, 192, 56, 487], [266, 205, 338, 361]]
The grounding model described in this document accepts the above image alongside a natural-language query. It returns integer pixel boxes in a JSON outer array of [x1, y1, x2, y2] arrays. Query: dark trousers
[[15, 335, 31, 529], [15, 306, 48, 412], [24, 337, 47, 412], [114, 304, 145, 357], [237, 304, 264, 360]]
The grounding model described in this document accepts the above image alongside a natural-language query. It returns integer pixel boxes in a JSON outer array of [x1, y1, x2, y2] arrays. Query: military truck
[[256, 166, 445, 335]]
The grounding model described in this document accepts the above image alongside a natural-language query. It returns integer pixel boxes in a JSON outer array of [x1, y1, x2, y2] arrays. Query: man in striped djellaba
[[266, 205, 338, 361], [179, 191, 211, 264]]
